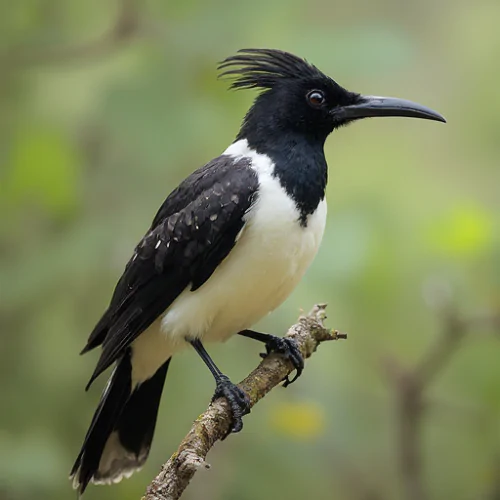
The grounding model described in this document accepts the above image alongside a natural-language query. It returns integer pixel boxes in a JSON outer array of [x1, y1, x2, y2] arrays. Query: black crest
[[218, 48, 330, 91]]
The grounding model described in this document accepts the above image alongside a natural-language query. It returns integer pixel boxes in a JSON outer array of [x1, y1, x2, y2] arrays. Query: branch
[[142, 304, 346, 500], [0, 0, 140, 70], [386, 305, 500, 500]]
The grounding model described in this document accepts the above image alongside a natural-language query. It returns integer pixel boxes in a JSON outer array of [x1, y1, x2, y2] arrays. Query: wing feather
[[83, 155, 258, 386]]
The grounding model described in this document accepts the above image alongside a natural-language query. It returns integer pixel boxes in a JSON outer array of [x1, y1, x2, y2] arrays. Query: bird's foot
[[212, 375, 250, 435], [260, 336, 304, 387]]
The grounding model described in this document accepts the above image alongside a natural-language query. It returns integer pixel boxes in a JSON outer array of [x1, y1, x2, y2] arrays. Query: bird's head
[[219, 49, 445, 146]]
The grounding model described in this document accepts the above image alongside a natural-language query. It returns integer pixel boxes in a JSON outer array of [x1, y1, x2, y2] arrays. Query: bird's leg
[[189, 338, 250, 435], [237, 330, 304, 387]]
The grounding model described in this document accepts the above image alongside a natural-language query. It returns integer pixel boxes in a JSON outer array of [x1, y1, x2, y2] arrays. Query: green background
[[1, 0, 500, 499]]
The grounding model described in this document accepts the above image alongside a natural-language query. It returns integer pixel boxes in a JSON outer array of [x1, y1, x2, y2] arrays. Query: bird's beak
[[339, 95, 446, 123]]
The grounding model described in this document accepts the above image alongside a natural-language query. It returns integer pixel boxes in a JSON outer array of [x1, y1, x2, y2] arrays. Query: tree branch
[[386, 305, 500, 500], [0, 0, 140, 70], [142, 304, 346, 500]]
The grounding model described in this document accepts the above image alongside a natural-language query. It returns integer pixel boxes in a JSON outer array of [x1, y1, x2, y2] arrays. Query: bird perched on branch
[[71, 48, 445, 494]]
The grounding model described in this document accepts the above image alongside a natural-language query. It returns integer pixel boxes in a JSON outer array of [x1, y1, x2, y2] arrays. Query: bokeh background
[[1, 0, 500, 499]]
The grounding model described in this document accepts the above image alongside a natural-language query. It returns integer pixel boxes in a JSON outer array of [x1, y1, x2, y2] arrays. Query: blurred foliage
[[1, 0, 499, 499]]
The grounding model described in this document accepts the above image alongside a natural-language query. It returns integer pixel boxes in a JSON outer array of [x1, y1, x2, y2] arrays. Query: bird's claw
[[212, 375, 250, 436], [259, 336, 304, 387]]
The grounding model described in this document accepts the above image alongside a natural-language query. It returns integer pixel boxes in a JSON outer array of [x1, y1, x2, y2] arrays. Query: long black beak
[[339, 95, 446, 123]]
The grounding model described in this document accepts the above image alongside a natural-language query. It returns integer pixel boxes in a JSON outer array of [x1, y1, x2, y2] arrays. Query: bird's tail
[[70, 350, 171, 495]]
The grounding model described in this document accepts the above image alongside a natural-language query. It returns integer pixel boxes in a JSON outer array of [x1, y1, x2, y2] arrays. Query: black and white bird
[[70, 48, 445, 493]]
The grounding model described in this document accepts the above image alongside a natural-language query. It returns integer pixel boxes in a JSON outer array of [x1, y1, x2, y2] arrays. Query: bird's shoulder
[[150, 153, 258, 229], [114, 152, 260, 305]]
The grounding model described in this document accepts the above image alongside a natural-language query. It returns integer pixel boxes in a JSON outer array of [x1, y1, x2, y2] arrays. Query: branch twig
[[142, 304, 345, 500]]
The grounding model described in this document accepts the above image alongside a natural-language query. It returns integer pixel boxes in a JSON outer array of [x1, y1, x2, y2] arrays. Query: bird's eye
[[307, 90, 325, 107]]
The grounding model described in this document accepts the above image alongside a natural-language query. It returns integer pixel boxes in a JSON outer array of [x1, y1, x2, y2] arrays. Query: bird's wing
[[83, 154, 258, 387]]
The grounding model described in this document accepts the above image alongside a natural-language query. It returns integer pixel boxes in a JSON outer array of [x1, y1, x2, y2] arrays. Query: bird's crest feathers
[[218, 48, 328, 91]]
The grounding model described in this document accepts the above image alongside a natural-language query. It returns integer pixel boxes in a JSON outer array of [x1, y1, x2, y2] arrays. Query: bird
[[70, 48, 445, 494]]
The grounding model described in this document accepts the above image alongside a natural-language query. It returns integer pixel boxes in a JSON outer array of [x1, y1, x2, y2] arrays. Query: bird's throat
[[243, 132, 328, 226]]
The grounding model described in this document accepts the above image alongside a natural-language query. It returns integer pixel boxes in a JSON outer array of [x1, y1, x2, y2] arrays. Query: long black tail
[[70, 350, 171, 495]]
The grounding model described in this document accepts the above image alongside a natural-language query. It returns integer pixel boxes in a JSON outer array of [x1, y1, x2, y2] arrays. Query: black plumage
[[218, 48, 330, 90], [71, 354, 171, 490], [83, 156, 258, 386]]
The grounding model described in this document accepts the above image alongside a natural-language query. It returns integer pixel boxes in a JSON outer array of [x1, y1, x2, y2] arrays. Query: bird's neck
[[237, 127, 328, 226]]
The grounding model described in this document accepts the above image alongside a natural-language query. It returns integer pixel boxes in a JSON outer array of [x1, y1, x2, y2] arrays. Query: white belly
[[130, 141, 327, 384], [163, 193, 326, 343]]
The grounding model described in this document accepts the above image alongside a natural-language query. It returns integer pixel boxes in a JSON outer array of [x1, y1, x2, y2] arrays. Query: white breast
[[161, 139, 327, 340], [131, 140, 327, 384]]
